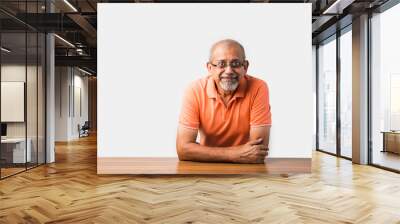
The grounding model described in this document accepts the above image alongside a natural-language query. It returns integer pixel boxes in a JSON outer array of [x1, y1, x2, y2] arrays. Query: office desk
[[382, 131, 400, 154], [1, 138, 32, 163], [97, 158, 311, 175]]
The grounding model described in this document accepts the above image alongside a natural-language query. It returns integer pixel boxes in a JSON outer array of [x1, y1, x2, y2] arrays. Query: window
[[371, 2, 400, 171], [0, 1, 47, 179], [318, 36, 337, 154], [340, 28, 352, 158]]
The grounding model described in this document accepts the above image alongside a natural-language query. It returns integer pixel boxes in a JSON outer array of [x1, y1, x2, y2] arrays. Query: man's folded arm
[[249, 125, 271, 148], [176, 125, 240, 163]]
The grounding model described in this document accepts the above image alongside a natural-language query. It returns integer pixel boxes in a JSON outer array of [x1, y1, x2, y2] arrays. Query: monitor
[[1, 123, 7, 137]]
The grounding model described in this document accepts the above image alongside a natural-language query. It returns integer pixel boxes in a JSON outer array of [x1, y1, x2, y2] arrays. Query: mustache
[[220, 73, 239, 79]]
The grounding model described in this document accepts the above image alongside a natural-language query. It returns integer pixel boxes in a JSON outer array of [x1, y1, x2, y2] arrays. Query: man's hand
[[176, 125, 270, 163], [233, 138, 269, 164]]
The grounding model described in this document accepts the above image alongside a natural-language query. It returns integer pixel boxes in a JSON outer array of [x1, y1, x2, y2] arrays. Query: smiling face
[[207, 42, 249, 94]]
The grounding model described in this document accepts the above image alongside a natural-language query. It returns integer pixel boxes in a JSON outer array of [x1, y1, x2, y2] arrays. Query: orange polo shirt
[[179, 74, 272, 147]]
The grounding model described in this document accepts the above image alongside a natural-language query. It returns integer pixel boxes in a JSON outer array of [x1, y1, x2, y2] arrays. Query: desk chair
[[79, 121, 90, 138]]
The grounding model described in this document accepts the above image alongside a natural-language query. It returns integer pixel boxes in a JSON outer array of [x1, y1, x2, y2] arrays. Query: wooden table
[[97, 157, 311, 175]]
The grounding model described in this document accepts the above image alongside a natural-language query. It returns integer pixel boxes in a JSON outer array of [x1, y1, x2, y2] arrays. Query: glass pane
[[25, 0, 38, 169], [38, 32, 45, 165], [27, 31, 38, 169], [371, 4, 400, 171], [1, 31, 27, 177], [318, 37, 337, 154], [340, 29, 352, 158], [313, 46, 317, 150]]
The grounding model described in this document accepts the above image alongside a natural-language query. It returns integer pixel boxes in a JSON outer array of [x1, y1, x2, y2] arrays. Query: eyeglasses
[[209, 60, 246, 69]]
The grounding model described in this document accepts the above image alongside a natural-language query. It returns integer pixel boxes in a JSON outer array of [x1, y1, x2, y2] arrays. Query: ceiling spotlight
[[1, 47, 11, 53]]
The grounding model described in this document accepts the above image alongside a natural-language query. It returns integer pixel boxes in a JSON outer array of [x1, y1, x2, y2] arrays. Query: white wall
[[98, 3, 313, 158], [55, 67, 89, 141], [1, 65, 40, 138], [72, 72, 89, 138], [1, 65, 28, 142], [55, 66, 69, 141]]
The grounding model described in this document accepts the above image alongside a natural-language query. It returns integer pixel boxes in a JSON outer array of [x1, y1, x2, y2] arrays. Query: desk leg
[[382, 133, 386, 152]]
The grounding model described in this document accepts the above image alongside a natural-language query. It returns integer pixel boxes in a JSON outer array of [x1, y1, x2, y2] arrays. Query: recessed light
[[322, 0, 354, 15], [54, 34, 75, 48], [78, 67, 93, 76], [63, 0, 78, 12]]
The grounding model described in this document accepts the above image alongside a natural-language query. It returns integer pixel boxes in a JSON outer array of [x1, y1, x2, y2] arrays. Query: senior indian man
[[176, 39, 271, 164]]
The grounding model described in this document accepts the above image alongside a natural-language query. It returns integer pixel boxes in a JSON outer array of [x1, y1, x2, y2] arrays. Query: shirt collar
[[206, 74, 248, 99]]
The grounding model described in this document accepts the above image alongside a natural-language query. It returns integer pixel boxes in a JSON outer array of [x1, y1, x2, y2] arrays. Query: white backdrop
[[98, 3, 312, 158]]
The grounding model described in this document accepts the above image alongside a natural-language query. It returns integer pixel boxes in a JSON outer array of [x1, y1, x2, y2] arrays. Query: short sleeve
[[250, 81, 272, 127], [179, 83, 200, 129]]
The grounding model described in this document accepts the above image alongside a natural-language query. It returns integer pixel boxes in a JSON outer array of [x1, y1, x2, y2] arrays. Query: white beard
[[219, 78, 239, 92], [219, 80, 239, 91]]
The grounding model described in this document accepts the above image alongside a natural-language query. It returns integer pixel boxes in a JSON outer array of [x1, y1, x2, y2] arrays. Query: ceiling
[[0, 0, 393, 75]]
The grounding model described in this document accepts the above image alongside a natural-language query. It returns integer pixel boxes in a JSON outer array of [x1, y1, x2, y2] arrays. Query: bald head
[[209, 39, 246, 62]]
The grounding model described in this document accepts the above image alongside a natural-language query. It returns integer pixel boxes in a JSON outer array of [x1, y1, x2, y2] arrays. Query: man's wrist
[[226, 145, 241, 163]]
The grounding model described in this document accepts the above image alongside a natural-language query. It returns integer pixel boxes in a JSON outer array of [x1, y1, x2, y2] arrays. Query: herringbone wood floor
[[1, 134, 400, 224]]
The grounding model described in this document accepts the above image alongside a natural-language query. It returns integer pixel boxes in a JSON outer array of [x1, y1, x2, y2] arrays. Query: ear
[[206, 62, 213, 72], [243, 60, 249, 71]]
